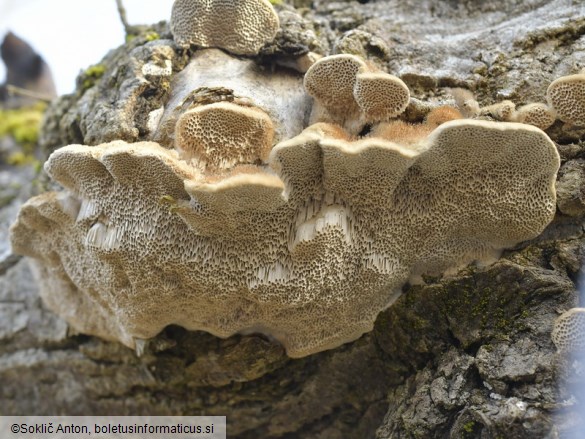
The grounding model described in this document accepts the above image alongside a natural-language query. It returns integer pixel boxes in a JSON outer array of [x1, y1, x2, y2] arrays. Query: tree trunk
[[1, 1, 584, 437]]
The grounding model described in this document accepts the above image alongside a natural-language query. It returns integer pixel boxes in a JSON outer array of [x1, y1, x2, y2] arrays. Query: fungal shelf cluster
[[11, 0, 579, 358]]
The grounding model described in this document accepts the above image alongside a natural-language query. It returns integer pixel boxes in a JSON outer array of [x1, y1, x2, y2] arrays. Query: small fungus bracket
[[547, 74, 585, 127], [170, 0, 280, 56]]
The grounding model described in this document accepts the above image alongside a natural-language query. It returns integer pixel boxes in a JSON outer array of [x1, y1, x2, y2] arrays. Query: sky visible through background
[[0, 0, 175, 94]]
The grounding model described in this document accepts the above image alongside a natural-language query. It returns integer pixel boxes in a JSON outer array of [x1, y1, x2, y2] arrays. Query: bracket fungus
[[304, 54, 410, 133], [552, 308, 585, 352], [304, 54, 366, 123], [546, 73, 585, 126], [512, 103, 556, 131], [170, 0, 280, 55], [175, 102, 275, 170], [371, 105, 463, 147], [11, 116, 559, 357], [353, 71, 411, 122], [447, 88, 481, 118], [479, 100, 516, 122], [154, 49, 311, 147]]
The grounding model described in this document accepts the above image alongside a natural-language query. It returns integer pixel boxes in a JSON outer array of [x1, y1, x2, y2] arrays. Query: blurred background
[[0, 0, 175, 176], [0, 0, 174, 95]]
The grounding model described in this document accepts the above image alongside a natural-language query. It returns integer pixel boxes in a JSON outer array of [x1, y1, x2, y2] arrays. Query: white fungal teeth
[[252, 262, 293, 287], [134, 338, 148, 357], [85, 222, 122, 250], [292, 204, 353, 251], [363, 254, 400, 275], [77, 199, 100, 222], [57, 193, 81, 220]]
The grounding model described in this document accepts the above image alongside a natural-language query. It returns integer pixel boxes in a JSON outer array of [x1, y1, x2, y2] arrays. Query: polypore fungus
[[304, 54, 409, 132], [546, 74, 585, 126], [371, 105, 462, 147], [11, 119, 559, 358], [480, 100, 516, 122], [153, 49, 311, 147], [304, 54, 367, 123], [424, 105, 463, 127], [447, 88, 480, 118], [512, 103, 556, 131], [175, 102, 274, 170], [353, 71, 410, 122], [552, 308, 585, 352], [170, 0, 279, 56]]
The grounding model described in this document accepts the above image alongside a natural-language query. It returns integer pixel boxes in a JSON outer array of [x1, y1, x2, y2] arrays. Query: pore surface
[[11, 121, 559, 357], [154, 49, 311, 147]]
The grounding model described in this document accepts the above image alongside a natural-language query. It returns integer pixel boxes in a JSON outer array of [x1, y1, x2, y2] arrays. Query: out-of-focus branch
[[115, 0, 133, 35], [5, 85, 53, 102]]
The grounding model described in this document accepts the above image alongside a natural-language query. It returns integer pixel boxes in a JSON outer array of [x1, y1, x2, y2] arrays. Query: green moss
[[433, 265, 532, 348], [160, 195, 180, 214], [84, 64, 106, 78], [6, 152, 37, 166], [160, 195, 177, 205], [0, 103, 45, 155], [0, 191, 17, 208], [33, 159, 43, 174], [463, 420, 475, 433], [145, 32, 160, 42], [411, 316, 430, 330], [80, 64, 106, 91], [269, 0, 283, 4]]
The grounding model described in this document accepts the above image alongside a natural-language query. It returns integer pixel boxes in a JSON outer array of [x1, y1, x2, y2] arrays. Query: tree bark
[[1, 1, 584, 437]]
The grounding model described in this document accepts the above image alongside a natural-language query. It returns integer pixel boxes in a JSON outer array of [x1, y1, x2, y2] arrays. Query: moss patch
[[6, 151, 38, 166], [145, 32, 160, 42], [80, 64, 106, 92], [0, 102, 46, 159]]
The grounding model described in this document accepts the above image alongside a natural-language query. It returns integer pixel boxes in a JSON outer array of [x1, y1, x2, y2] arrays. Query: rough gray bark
[[1, 1, 585, 437]]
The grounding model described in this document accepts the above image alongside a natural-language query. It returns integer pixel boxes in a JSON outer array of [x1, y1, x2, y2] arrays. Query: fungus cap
[[303, 54, 367, 115], [480, 100, 516, 121], [175, 102, 275, 170], [304, 54, 409, 132], [513, 103, 556, 131], [424, 105, 463, 127], [370, 120, 425, 147], [546, 74, 585, 126], [447, 88, 480, 117], [353, 71, 410, 122], [552, 308, 585, 352], [154, 49, 311, 148], [170, 0, 280, 55]]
